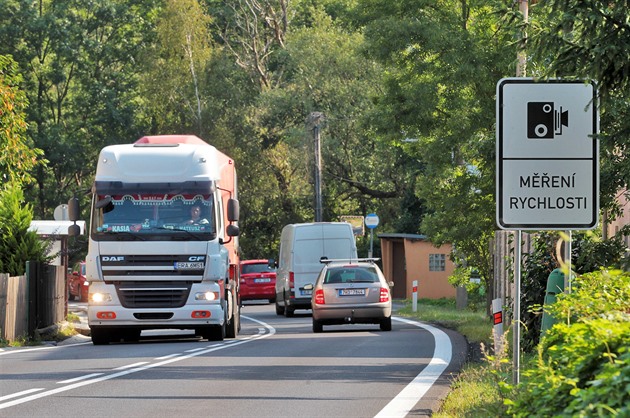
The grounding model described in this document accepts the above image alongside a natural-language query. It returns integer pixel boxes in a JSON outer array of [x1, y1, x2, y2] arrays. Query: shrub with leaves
[[0, 183, 48, 275], [509, 270, 630, 417]]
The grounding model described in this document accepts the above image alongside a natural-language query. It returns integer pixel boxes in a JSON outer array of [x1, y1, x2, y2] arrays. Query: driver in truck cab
[[187, 204, 209, 225]]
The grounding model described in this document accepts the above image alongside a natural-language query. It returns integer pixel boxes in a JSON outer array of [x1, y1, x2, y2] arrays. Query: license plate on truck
[[174, 261, 204, 270]]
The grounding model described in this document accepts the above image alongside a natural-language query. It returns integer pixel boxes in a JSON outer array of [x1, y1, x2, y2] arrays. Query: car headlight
[[90, 292, 112, 303], [195, 291, 219, 301]]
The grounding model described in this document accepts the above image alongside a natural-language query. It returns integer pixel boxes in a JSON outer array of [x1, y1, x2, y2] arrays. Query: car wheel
[[380, 316, 392, 331], [312, 318, 323, 333]]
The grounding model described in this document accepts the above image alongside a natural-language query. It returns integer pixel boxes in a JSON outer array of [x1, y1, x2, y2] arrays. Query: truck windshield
[[91, 193, 216, 241]]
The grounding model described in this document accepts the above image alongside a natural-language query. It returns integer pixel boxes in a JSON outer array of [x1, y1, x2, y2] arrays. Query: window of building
[[429, 254, 446, 271]]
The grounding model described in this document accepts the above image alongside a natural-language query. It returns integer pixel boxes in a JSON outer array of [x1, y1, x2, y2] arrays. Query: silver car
[[306, 259, 393, 333]]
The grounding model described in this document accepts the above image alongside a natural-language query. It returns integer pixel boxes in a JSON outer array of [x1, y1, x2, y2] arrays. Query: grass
[[396, 298, 513, 417], [397, 298, 492, 344], [0, 315, 80, 347]]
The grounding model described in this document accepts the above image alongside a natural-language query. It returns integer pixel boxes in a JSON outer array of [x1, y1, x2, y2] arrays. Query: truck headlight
[[91, 292, 112, 303], [195, 291, 219, 301]]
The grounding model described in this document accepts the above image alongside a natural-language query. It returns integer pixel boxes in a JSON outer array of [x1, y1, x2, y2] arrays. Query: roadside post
[[496, 78, 599, 384], [412, 280, 418, 313], [492, 298, 504, 353], [365, 213, 379, 258]]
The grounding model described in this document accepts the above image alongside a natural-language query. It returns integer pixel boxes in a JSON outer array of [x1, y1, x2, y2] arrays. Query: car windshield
[[324, 266, 379, 284], [242, 263, 275, 274], [91, 192, 215, 241]]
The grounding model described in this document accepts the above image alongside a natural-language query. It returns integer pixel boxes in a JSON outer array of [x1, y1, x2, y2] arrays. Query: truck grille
[[101, 254, 206, 278], [116, 282, 191, 308]]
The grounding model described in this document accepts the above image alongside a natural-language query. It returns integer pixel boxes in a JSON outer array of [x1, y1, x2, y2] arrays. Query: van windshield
[[91, 193, 215, 242]]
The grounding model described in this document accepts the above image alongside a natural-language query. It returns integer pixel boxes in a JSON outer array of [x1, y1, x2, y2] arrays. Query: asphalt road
[[0, 302, 467, 417]]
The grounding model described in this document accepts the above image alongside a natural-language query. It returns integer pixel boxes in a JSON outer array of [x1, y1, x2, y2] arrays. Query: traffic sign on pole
[[496, 78, 599, 230]]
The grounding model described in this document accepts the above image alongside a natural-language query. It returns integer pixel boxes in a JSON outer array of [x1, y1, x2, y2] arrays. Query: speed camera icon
[[527, 102, 569, 139]]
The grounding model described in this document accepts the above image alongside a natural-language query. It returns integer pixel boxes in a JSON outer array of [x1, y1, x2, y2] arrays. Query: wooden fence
[[0, 263, 65, 342]]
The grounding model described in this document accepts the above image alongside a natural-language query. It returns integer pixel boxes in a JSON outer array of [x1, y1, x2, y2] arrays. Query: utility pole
[[513, 0, 528, 386], [310, 112, 324, 222]]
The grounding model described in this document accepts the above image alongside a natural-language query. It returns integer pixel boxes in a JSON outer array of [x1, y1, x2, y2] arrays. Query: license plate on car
[[174, 261, 204, 270], [254, 278, 271, 283], [339, 288, 366, 296], [300, 288, 312, 296]]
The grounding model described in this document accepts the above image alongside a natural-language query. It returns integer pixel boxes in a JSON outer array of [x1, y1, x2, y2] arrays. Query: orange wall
[[403, 240, 456, 299], [380, 237, 456, 300]]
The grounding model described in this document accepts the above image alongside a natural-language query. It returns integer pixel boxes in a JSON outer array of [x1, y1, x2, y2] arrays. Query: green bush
[[520, 232, 628, 352], [0, 183, 49, 275], [509, 270, 630, 417]]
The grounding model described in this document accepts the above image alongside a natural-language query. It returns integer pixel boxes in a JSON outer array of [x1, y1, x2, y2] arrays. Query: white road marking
[[113, 362, 149, 370], [0, 315, 274, 410], [374, 317, 453, 418], [0, 389, 44, 402], [57, 373, 104, 384]]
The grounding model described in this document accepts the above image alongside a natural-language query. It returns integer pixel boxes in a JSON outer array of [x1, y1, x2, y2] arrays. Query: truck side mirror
[[68, 197, 80, 221], [227, 198, 239, 222], [226, 224, 239, 237]]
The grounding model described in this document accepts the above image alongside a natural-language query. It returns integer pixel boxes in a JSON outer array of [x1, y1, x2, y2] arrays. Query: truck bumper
[[88, 281, 225, 330]]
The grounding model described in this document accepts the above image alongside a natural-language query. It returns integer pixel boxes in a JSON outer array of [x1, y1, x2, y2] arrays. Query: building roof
[[378, 233, 428, 241], [29, 220, 86, 236]]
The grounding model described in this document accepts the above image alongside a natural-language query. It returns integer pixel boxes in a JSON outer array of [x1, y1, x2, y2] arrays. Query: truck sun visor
[[94, 180, 215, 195]]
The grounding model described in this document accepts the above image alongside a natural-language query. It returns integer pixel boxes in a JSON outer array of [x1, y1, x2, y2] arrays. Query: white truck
[[83, 135, 241, 344]]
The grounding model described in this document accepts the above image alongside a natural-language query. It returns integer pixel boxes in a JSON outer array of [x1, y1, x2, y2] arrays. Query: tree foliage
[[0, 54, 45, 185], [0, 183, 49, 275], [0, 0, 629, 293]]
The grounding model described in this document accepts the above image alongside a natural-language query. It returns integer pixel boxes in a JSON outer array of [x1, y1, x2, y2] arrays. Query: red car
[[239, 259, 277, 303], [67, 261, 89, 302]]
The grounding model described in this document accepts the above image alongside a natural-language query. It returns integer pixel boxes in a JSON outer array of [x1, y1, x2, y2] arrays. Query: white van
[[275, 222, 358, 316]]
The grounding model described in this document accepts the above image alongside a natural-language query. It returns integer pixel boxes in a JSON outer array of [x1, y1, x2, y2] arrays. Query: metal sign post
[[365, 213, 379, 258]]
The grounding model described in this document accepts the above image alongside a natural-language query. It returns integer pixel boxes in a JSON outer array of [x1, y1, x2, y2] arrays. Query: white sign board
[[496, 78, 599, 230], [365, 213, 379, 229]]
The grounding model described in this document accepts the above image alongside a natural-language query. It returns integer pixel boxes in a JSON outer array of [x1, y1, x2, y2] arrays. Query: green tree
[[0, 54, 48, 275], [355, 0, 515, 309], [139, 0, 213, 135], [526, 0, 630, 221], [0, 183, 49, 276], [0, 54, 45, 185], [0, 0, 161, 218]]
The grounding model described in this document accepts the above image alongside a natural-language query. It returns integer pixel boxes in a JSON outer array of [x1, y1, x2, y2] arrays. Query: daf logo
[[102, 256, 125, 262], [189, 256, 205, 262]]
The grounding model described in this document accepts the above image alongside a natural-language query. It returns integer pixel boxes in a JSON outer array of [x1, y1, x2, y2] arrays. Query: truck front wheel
[[201, 324, 224, 341], [91, 328, 111, 345]]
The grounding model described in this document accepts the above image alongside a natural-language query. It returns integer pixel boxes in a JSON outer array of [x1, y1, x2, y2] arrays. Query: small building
[[29, 220, 86, 267], [378, 233, 455, 300]]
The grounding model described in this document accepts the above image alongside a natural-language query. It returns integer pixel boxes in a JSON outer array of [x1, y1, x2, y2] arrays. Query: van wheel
[[284, 305, 295, 317], [275, 300, 284, 316]]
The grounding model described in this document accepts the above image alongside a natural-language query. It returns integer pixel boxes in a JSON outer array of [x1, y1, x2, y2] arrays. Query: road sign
[[496, 78, 599, 230], [365, 213, 379, 229]]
